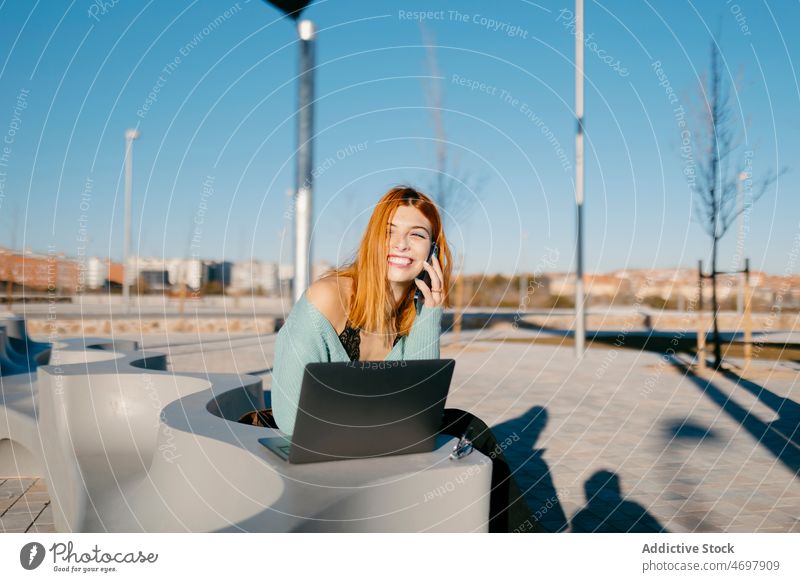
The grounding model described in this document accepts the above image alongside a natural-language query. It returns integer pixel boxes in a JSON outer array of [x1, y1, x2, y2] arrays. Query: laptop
[[259, 359, 455, 464]]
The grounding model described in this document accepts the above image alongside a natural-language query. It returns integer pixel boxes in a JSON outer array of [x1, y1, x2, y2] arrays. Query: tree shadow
[[717, 365, 800, 453], [659, 418, 725, 532], [491, 406, 569, 532], [571, 470, 668, 532], [667, 419, 719, 441], [670, 353, 800, 475]]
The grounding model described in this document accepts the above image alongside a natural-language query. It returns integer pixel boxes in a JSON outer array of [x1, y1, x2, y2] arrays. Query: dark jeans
[[439, 408, 541, 533], [239, 407, 541, 533]]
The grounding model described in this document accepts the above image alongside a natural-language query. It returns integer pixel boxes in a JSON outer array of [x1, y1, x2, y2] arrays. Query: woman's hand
[[414, 255, 445, 308]]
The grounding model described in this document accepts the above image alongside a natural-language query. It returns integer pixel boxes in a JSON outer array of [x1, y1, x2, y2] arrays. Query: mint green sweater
[[271, 293, 444, 435]]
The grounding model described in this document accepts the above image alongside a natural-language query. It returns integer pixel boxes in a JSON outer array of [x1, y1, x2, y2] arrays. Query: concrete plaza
[[2, 324, 798, 533]]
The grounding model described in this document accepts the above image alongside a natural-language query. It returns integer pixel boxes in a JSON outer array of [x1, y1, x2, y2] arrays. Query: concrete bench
[[1, 317, 492, 532]]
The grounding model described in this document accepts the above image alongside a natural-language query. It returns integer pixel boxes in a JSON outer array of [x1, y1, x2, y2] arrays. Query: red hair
[[322, 186, 453, 338]]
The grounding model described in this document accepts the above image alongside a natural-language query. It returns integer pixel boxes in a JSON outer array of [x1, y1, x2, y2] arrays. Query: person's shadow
[[571, 470, 667, 532], [491, 406, 569, 532]]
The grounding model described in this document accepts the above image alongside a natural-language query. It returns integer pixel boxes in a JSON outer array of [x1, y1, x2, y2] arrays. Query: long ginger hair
[[322, 186, 453, 339]]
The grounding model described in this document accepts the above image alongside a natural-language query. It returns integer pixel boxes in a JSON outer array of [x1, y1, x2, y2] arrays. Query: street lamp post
[[574, 0, 586, 358], [294, 19, 315, 304], [736, 170, 748, 315], [262, 1, 315, 304], [123, 128, 140, 314]]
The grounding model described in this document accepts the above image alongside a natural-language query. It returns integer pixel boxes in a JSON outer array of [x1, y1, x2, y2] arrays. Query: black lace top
[[337, 320, 402, 361]]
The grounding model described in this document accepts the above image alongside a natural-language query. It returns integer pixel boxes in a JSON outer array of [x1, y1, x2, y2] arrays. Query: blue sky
[[0, 0, 797, 276]]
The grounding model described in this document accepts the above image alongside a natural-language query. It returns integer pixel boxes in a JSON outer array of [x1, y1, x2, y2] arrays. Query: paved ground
[[436, 339, 799, 533], [0, 478, 54, 533], [2, 325, 798, 533]]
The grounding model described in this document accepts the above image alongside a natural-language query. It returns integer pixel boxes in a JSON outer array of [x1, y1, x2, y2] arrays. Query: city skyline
[[0, 1, 797, 277], [5, 243, 799, 289]]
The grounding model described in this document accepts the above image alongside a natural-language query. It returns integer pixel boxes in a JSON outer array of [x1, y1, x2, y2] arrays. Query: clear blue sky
[[0, 0, 797, 276]]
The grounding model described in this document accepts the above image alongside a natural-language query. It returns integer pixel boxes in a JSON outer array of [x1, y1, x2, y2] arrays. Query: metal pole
[[454, 252, 464, 347], [123, 129, 140, 314], [736, 172, 745, 315], [293, 20, 315, 304], [520, 231, 528, 309], [697, 259, 706, 370], [743, 257, 752, 368], [574, 0, 586, 358]]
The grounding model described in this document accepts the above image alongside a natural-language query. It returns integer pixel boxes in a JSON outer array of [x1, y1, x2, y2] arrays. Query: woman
[[266, 185, 539, 533]]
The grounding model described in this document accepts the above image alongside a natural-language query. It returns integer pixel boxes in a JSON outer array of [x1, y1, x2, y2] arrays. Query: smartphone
[[414, 242, 438, 311]]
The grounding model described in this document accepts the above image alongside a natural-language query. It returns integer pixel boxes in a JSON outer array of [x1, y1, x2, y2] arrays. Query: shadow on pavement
[[670, 353, 800, 475], [571, 470, 668, 532], [492, 406, 569, 532], [658, 418, 726, 532]]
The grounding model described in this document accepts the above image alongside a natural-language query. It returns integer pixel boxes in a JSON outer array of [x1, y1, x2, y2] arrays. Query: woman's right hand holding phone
[[414, 251, 445, 309]]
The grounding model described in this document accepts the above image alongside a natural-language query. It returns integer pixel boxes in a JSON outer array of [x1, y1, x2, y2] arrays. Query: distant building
[[122, 257, 206, 290], [585, 274, 630, 297], [0, 247, 79, 293], [139, 270, 170, 291], [205, 261, 232, 288], [274, 261, 332, 297], [165, 258, 203, 290], [127, 257, 165, 288], [107, 261, 124, 287], [546, 273, 575, 297], [84, 257, 107, 290], [231, 260, 279, 295], [79, 257, 124, 291]]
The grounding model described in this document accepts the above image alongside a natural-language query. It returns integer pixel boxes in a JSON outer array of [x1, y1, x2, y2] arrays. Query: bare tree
[[689, 40, 783, 368], [419, 24, 486, 230]]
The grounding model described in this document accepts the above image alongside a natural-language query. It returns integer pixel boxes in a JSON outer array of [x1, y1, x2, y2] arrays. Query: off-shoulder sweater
[[270, 293, 444, 436]]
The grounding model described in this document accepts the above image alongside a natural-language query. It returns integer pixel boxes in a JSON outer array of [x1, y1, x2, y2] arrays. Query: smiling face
[[386, 204, 434, 285]]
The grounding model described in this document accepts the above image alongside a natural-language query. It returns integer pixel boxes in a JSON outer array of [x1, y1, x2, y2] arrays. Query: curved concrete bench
[[1, 315, 50, 368], [118, 385, 491, 532], [0, 371, 43, 477], [2, 318, 492, 532], [1, 316, 56, 477]]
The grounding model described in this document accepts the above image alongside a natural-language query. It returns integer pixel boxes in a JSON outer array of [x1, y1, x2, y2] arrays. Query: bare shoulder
[[305, 276, 352, 333]]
